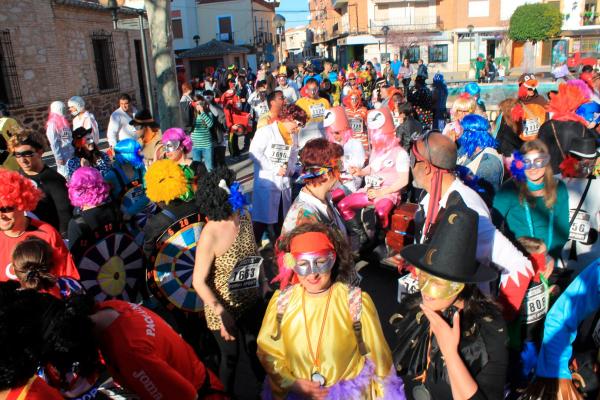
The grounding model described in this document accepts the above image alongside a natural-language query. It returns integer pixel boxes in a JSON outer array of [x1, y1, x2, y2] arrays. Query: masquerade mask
[[204, 95, 214, 102], [0, 206, 15, 213], [164, 140, 181, 153], [522, 153, 550, 170], [287, 251, 336, 277], [417, 269, 465, 300], [351, 96, 359, 103], [13, 150, 36, 158]]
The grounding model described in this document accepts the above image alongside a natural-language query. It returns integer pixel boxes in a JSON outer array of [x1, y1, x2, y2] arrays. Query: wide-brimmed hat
[[400, 199, 498, 283], [129, 109, 159, 128], [569, 136, 599, 159]]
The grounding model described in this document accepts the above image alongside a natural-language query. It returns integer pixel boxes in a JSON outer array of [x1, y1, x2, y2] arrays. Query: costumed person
[[442, 95, 477, 141], [249, 80, 270, 124], [192, 167, 268, 396], [493, 140, 570, 261], [0, 103, 20, 171], [249, 104, 306, 246], [323, 107, 365, 195], [341, 71, 362, 99], [66, 127, 112, 180], [343, 87, 369, 158], [67, 95, 99, 144], [296, 78, 331, 149], [0, 168, 78, 282], [431, 73, 448, 131], [204, 89, 229, 167], [392, 202, 507, 400], [45, 100, 74, 177], [537, 81, 596, 173], [106, 93, 137, 148], [389, 92, 422, 151], [496, 98, 525, 157], [407, 76, 433, 129], [130, 109, 162, 165], [556, 136, 600, 271], [8, 130, 72, 238], [221, 82, 251, 158], [337, 107, 410, 245], [521, 259, 600, 400], [518, 73, 549, 107], [12, 237, 84, 299], [457, 114, 504, 194], [410, 132, 534, 321], [160, 127, 196, 202], [258, 223, 405, 399], [276, 66, 299, 104], [103, 139, 151, 220], [464, 82, 486, 113], [66, 166, 122, 248], [511, 82, 548, 144]]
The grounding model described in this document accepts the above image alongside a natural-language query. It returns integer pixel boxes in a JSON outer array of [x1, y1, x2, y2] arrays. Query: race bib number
[[269, 143, 291, 165], [397, 273, 419, 303], [310, 104, 326, 119], [365, 175, 383, 188], [522, 118, 540, 137], [228, 256, 262, 292], [523, 283, 548, 324], [61, 127, 71, 140], [349, 118, 364, 133], [256, 103, 269, 117], [569, 209, 591, 242]]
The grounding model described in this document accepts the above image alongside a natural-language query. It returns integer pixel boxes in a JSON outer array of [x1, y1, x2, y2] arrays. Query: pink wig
[[67, 167, 110, 208], [369, 129, 399, 156], [46, 101, 70, 133], [566, 79, 592, 100], [162, 127, 192, 154], [0, 168, 43, 211], [325, 126, 353, 145]]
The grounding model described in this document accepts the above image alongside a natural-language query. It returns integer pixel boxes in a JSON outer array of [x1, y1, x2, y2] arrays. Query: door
[[134, 40, 147, 110], [512, 41, 524, 68]]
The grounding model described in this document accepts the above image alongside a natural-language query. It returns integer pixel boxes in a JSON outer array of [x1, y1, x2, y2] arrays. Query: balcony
[[370, 16, 442, 33], [216, 32, 234, 43]]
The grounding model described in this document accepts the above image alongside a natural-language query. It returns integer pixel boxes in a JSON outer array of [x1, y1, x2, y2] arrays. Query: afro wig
[[0, 168, 43, 211], [67, 167, 110, 208], [547, 82, 590, 124], [195, 167, 241, 221], [458, 114, 498, 158], [162, 127, 192, 154], [145, 159, 188, 204], [114, 139, 144, 169]]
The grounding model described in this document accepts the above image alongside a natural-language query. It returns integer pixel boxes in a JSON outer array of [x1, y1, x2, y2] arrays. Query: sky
[[276, 0, 311, 28]]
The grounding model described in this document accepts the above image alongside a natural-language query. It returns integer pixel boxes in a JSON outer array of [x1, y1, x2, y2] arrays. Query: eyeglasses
[[522, 153, 550, 170], [164, 140, 181, 153], [0, 206, 15, 213], [290, 251, 336, 276], [13, 150, 36, 158]]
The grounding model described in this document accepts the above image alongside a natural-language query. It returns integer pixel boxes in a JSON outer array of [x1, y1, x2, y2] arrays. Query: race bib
[[256, 103, 269, 117], [522, 118, 540, 138], [349, 118, 364, 133], [310, 104, 326, 119], [269, 143, 291, 165], [569, 209, 591, 242], [397, 273, 419, 303], [228, 256, 263, 292], [61, 127, 71, 140], [365, 175, 383, 188], [523, 282, 548, 324]]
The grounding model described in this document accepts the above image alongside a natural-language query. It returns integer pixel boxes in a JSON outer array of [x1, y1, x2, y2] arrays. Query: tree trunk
[[145, 0, 182, 130], [522, 40, 535, 73]]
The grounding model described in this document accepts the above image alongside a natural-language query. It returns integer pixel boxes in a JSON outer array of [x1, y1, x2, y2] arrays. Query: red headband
[[290, 232, 334, 254]]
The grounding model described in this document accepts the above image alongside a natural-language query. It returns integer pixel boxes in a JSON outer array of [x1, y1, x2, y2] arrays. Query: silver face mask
[[164, 140, 181, 153]]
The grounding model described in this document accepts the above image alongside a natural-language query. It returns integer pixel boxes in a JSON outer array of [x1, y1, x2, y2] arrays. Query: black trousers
[[213, 146, 226, 167], [252, 193, 284, 246]]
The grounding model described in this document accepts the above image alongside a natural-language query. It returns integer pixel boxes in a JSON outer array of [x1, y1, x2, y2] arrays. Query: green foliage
[[508, 3, 563, 42]]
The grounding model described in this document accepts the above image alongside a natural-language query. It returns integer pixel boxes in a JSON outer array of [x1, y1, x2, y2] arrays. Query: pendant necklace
[[302, 286, 333, 387]]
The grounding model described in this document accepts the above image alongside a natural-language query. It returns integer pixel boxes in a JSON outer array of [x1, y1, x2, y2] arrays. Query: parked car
[[567, 51, 600, 72]]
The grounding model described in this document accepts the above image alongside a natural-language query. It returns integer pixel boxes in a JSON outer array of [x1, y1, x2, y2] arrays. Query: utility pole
[[145, 0, 181, 130]]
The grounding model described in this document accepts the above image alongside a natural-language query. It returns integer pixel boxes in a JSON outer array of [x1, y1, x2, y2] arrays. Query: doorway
[[134, 40, 147, 110]]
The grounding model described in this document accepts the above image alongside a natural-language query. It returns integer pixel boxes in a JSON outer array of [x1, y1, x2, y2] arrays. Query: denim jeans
[[192, 146, 213, 171]]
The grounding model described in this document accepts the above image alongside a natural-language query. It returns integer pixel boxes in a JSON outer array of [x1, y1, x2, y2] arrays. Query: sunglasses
[[13, 150, 36, 158], [0, 206, 15, 213], [290, 251, 336, 277], [522, 153, 550, 170], [164, 140, 181, 153]]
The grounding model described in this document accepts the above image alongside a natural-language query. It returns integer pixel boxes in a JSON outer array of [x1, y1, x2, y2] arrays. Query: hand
[[57, 159, 66, 165], [80, 158, 90, 167], [420, 304, 461, 357], [349, 166, 361, 176], [277, 166, 287, 176], [218, 309, 237, 341], [290, 379, 329, 400], [367, 188, 384, 200]]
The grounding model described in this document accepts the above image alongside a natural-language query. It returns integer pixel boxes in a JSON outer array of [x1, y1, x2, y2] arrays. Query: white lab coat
[[107, 107, 137, 147], [249, 122, 299, 224]]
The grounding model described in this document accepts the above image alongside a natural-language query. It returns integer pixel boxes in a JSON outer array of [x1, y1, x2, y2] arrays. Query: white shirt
[[276, 84, 299, 104], [107, 107, 137, 147], [72, 111, 100, 144]]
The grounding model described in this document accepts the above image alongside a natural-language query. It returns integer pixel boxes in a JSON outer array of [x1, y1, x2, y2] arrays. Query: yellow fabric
[[0, 117, 21, 171], [257, 282, 393, 399], [277, 122, 293, 146], [296, 97, 331, 124], [257, 112, 276, 130]]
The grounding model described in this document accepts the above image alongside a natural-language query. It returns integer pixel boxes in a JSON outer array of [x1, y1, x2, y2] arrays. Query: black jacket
[[537, 119, 596, 173], [67, 202, 122, 249]]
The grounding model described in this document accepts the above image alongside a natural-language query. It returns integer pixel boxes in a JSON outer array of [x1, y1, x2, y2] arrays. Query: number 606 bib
[[228, 256, 263, 292]]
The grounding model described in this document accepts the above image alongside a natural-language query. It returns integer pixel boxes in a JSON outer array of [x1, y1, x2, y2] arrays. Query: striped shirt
[[191, 112, 214, 148]]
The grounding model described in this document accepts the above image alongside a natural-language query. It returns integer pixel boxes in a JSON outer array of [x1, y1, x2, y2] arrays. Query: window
[[218, 16, 232, 42], [91, 31, 119, 92], [468, 0, 489, 18], [0, 30, 22, 108], [407, 47, 420, 63], [428, 44, 448, 63], [172, 19, 183, 39]]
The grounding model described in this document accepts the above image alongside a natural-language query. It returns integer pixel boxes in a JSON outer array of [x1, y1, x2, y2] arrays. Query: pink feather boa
[[46, 112, 70, 133]]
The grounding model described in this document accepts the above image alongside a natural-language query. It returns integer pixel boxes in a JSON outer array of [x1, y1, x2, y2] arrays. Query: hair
[[71, 127, 102, 161], [119, 93, 132, 102], [451, 96, 477, 117], [67, 166, 110, 208], [516, 236, 545, 255], [114, 139, 144, 169], [267, 90, 284, 110], [299, 138, 343, 186], [0, 103, 9, 118], [280, 104, 308, 126], [256, 80, 267, 89], [0, 168, 42, 211], [47, 101, 70, 133], [192, 97, 209, 119], [498, 98, 519, 133], [305, 77, 319, 87], [145, 159, 188, 204], [518, 140, 558, 208], [458, 114, 498, 158], [12, 237, 57, 291], [162, 127, 192, 154], [582, 64, 594, 73], [195, 167, 238, 220], [276, 222, 354, 285], [182, 82, 193, 93], [8, 129, 48, 152]]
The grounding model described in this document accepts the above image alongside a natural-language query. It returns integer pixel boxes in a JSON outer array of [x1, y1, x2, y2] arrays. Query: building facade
[[171, 0, 201, 53], [284, 26, 310, 65]]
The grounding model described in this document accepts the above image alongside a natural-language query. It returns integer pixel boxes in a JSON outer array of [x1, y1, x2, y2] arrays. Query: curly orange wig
[[0, 168, 43, 211], [342, 88, 364, 108]]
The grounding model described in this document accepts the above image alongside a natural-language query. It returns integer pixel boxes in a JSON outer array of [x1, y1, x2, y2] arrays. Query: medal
[[412, 384, 431, 400], [302, 287, 333, 390], [311, 372, 326, 387]]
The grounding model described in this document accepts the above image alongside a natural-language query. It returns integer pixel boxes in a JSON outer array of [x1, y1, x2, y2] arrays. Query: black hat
[[72, 126, 92, 139], [569, 136, 598, 159], [129, 109, 158, 128], [400, 200, 498, 283]]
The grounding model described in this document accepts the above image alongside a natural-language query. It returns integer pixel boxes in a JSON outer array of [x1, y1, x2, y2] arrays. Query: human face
[[271, 94, 285, 111], [68, 105, 79, 117], [306, 83, 319, 99], [292, 250, 335, 293], [523, 151, 549, 183], [13, 145, 44, 175], [119, 99, 130, 113], [575, 157, 598, 177], [417, 269, 464, 302], [410, 141, 429, 190], [278, 76, 288, 87], [453, 109, 470, 122], [0, 207, 24, 232], [83, 134, 95, 151], [164, 140, 184, 161]]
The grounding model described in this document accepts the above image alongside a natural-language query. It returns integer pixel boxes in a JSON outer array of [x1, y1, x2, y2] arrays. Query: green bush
[[509, 3, 562, 42]]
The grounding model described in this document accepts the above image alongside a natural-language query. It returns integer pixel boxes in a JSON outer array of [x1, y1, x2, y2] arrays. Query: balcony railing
[[370, 16, 442, 33], [216, 32, 234, 43]]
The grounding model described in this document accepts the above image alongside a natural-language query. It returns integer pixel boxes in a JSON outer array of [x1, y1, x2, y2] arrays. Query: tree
[[508, 3, 563, 72]]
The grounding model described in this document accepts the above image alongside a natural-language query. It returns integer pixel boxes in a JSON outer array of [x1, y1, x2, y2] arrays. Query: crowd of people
[[0, 55, 598, 400]]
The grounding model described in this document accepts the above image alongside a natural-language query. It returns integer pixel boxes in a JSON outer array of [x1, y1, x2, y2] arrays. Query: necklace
[[302, 285, 333, 387]]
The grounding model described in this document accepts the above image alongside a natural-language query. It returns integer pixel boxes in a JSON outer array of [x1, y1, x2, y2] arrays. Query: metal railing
[[370, 16, 442, 33]]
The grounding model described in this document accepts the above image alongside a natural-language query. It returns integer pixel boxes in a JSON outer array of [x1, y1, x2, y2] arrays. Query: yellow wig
[[145, 159, 188, 204]]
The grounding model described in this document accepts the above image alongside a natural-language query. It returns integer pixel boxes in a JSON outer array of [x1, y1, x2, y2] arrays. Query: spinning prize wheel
[[72, 223, 145, 302], [148, 213, 204, 313]]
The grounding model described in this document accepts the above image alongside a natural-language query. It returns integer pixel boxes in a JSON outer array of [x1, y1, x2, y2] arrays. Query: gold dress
[[257, 282, 404, 399]]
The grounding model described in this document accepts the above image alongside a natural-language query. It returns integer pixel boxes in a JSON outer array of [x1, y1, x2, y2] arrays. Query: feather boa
[[46, 112, 70, 132], [510, 151, 527, 182], [455, 165, 486, 194], [547, 83, 590, 125], [559, 156, 578, 178], [261, 358, 406, 399]]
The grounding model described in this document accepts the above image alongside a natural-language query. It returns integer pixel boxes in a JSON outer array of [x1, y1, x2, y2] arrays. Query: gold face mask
[[417, 269, 465, 300]]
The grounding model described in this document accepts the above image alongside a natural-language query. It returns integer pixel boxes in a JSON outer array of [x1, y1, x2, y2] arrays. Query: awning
[[337, 35, 379, 46], [178, 39, 249, 58]]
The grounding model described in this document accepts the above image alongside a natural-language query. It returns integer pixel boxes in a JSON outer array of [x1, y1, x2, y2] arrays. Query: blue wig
[[433, 73, 445, 85], [576, 101, 600, 124], [458, 114, 498, 158], [114, 139, 144, 169], [328, 71, 338, 83], [464, 82, 481, 97]]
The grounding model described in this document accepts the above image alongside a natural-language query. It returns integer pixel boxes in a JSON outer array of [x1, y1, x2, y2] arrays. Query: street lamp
[[273, 14, 286, 65], [467, 24, 474, 71], [193, 35, 200, 47], [382, 25, 390, 61], [98, 0, 126, 30]]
